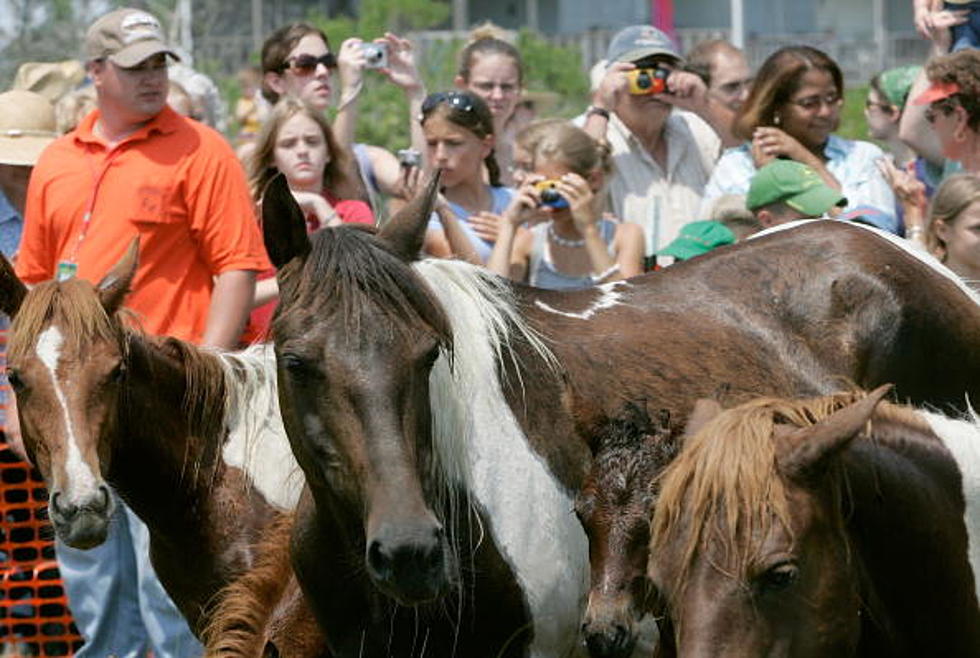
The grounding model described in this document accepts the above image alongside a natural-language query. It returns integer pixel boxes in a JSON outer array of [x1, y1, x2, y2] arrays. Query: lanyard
[[65, 146, 124, 266]]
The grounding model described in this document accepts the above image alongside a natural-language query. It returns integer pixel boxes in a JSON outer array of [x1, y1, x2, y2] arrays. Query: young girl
[[454, 24, 527, 186], [487, 121, 644, 289], [421, 91, 513, 263], [924, 173, 980, 287], [245, 97, 372, 338]]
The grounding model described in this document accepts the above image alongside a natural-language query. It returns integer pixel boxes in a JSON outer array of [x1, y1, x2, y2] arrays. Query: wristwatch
[[586, 105, 610, 120]]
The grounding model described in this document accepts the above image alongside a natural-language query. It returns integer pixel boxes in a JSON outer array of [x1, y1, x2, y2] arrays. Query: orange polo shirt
[[18, 106, 271, 343]]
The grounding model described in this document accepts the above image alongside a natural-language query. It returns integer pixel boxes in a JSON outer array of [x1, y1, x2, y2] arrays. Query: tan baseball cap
[[85, 8, 179, 68], [0, 91, 58, 166]]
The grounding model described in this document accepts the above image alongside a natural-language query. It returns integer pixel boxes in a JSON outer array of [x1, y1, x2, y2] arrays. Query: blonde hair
[[521, 120, 611, 177], [927, 173, 980, 260], [54, 85, 96, 135], [457, 21, 524, 86], [246, 97, 357, 202]]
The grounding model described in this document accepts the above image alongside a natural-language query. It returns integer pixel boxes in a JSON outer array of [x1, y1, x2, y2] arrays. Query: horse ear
[[779, 384, 893, 482], [262, 173, 311, 269], [684, 398, 723, 440], [378, 169, 442, 260], [97, 238, 139, 314], [0, 252, 26, 319]]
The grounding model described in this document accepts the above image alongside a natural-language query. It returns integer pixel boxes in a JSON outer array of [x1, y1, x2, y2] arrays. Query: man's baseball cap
[[912, 80, 960, 106], [656, 220, 736, 261], [605, 25, 681, 64], [85, 8, 179, 68], [747, 160, 846, 216]]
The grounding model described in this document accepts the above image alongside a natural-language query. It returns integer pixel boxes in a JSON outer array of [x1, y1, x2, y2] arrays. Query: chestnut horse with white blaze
[[649, 386, 980, 657], [253, 170, 980, 657], [0, 244, 323, 653]]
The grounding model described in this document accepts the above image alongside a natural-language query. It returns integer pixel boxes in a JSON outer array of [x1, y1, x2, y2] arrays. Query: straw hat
[[0, 90, 59, 166], [13, 60, 86, 103]]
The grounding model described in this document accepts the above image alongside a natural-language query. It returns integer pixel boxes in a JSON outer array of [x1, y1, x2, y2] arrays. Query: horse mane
[[9, 279, 126, 363], [413, 258, 559, 490], [275, 226, 454, 351], [651, 389, 875, 600], [201, 511, 295, 656]]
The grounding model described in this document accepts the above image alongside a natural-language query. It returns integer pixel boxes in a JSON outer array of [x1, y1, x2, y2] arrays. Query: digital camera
[[397, 148, 421, 168], [534, 180, 569, 209], [361, 42, 388, 69], [627, 67, 669, 95]]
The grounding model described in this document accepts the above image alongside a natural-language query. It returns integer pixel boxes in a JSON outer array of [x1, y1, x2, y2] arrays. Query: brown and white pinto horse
[[261, 170, 980, 657], [648, 386, 980, 657], [0, 243, 309, 642]]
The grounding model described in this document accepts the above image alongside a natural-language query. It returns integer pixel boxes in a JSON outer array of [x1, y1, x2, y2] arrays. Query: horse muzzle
[[366, 521, 449, 605], [583, 594, 639, 658], [49, 484, 113, 549]]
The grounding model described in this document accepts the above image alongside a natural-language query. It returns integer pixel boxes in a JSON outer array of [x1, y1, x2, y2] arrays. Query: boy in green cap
[[746, 159, 847, 228]]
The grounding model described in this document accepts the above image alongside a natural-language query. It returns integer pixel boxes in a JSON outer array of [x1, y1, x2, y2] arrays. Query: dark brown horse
[[648, 386, 980, 657], [0, 243, 314, 648], [261, 169, 980, 656]]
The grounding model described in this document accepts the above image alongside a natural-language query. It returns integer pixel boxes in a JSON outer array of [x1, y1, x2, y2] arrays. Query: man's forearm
[[202, 269, 257, 350]]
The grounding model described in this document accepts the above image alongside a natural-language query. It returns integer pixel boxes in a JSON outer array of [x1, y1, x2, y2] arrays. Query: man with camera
[[583, 25, 732, 264]]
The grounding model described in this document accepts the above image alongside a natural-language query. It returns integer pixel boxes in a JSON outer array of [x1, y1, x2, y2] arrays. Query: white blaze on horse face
[[533, 281, 628, 320], [35, 326, 101, 504], [922, 409, 980, 604]]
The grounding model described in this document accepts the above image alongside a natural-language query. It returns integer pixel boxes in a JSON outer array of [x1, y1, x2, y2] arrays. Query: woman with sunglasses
[[260, 23, 425, 215], [453, 24, 527, 186], [420, 91, 514, 263], [701, 46, 894, 223]]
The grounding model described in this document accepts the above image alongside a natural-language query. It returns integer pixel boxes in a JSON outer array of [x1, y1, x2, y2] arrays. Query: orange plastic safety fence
[[0, 330, 84, 657]]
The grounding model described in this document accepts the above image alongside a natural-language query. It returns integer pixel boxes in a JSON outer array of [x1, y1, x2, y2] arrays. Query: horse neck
[[109, 333, 227, 535]]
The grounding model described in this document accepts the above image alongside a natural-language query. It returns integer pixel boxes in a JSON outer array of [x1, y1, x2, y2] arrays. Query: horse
[[0, 242, 315, 648], [648, 386, 980, 657], [260, 170, 980, 657], [574, 403, 678, 658]]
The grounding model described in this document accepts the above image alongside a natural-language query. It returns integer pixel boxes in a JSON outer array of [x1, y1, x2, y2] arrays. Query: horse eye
[[281, 353, 317, 379], [110, 363, 126, 383], [757, 561, 799, 593], [6, 368, 23, 391]]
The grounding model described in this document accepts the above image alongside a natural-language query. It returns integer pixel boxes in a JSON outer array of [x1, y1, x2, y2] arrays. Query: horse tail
[[202, 511, 295, 657]]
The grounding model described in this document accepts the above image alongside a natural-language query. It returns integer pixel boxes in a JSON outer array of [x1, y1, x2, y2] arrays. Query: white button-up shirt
[[604, 110, 721, 255]]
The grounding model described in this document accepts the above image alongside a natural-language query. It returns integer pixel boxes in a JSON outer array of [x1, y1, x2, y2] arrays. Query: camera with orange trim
[[627, 67, 669, 95]]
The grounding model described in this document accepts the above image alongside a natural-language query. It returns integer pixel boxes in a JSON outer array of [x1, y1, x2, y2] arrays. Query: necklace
[[548, 223, 585, 248]]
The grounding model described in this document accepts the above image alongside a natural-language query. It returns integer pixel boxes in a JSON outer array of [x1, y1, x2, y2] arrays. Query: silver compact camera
[[397, 148, 422, 168], [361, 42, 388, 69]]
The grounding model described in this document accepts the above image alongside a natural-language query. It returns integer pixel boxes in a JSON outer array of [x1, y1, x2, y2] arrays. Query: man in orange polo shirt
[[16, 7, 270, 656]]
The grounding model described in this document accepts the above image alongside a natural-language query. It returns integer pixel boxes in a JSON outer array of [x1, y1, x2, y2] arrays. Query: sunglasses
[[281, 53, 337, 75], [421, 92, 476, 116]]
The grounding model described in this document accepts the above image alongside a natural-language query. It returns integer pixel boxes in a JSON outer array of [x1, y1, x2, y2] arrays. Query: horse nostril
[[95, 485, 110, 512], [367, 539, 391, 579], [50, 491, 75, 519]]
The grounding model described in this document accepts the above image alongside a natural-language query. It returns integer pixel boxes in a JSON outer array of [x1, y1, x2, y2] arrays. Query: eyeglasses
[[280, 53, 337, 75], [421, 92, 476, 116], [788, 93, 843, 112]]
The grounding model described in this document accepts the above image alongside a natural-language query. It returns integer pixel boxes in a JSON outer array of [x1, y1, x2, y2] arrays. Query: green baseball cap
[[656, 221, 736, 261], [746, 160, 846, 216]]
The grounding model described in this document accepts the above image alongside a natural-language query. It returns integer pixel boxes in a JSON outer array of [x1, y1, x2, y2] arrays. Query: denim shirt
[[0, 189, 23, 431], [700, 135, 897, 226]]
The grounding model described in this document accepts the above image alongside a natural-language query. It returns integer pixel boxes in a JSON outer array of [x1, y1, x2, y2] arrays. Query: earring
[[773, 113, 781, 126]]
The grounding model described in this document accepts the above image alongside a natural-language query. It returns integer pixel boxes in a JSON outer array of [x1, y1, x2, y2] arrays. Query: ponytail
[[485, 149, 502, 188]]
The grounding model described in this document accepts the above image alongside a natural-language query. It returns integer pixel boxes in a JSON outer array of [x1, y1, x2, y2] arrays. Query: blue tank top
[[528, 219, 617, 291]]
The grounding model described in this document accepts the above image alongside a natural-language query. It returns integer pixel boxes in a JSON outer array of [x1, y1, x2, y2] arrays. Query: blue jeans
[[946, 2, 980, 51], [55, 491, 202, 658]]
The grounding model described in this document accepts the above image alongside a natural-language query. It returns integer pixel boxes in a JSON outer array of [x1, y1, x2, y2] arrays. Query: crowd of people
[[0, 2, 979, 655]]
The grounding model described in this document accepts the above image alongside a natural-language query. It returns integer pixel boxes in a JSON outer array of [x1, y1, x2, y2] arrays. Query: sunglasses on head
[[421, 92, 476, 116], [281, 52, 337, 75]]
